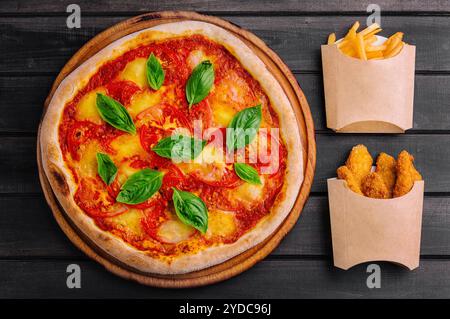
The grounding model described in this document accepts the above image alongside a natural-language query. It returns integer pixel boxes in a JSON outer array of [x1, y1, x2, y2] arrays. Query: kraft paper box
[[327, 178, 424, 270], [321, 42, 416, 133]]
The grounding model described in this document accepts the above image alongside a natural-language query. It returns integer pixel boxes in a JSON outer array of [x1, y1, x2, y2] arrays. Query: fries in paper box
[[321, 22, 416, 133]]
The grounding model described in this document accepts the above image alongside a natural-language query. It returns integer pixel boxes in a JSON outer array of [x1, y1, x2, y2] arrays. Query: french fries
[[328, 22, 406, 60]]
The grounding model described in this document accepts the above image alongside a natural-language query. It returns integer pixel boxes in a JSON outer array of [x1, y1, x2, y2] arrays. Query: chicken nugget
[[361, 172, 390, 199], [393, 150, 422, 198], [375, 152, 396, 197], [345, 144, 373, 185], [337, 165, 363, 195]]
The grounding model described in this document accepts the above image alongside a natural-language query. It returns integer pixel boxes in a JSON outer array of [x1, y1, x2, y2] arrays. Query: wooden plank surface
[[1, 0, 450, 14], [1, 259, 450, 298], [2, 74, 449, 133], [2, 16, 450, 74], [1, 195, 450, 258]]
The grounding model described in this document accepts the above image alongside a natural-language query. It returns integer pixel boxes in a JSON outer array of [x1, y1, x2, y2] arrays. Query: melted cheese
[[214, 71, 250, 105], [109, 208, 144, 235], [186, 49, 218, 70], [78, 142, 100, 178], [212, 103, 236, 127], [110, 134, 146, 161], [75, 89, 104, 124], [119, 57, 148, 88], [227, 177, 266, 210], [179, 144, 231, 181], [128, 89, 162, 118], [116, 163, 140, 185], [157, 219, 195, 244], [206, 210, 236, 238]]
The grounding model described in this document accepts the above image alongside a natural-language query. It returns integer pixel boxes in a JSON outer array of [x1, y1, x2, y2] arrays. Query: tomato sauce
[[59, 34, 287, 256]]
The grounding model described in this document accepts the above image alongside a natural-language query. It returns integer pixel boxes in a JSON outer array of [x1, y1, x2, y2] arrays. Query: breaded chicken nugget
[[375, 152, 396, 197], [361, 172, 390, 199], [393, 150, 422, 198], [337, 165, 363, 195], [345, 144, 373, 185]]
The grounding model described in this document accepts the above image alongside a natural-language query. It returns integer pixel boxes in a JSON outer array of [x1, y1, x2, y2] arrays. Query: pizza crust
[[40, 21, 303, 274]]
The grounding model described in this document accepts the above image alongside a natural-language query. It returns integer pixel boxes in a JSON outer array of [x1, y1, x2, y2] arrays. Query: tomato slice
[[139, 124, 165, 153], [205, 127, 227, 150], [137, 104, 191, 132], [190, 166, 242, 188], [75, 178, 128, 218], [190, 99, 213, 132], [163, 104, 192, 131], [160, 164, 186, 199], [105, 80, 140, 105], [130, 192, 165, 209], [140, 200, 168, 241]]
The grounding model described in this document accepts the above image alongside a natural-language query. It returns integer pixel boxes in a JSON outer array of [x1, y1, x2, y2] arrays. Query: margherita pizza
[[40, 21, 302, 274]]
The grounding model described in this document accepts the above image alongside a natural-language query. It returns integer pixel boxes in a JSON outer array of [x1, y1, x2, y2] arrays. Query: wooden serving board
[[37, 11, 316, 288]]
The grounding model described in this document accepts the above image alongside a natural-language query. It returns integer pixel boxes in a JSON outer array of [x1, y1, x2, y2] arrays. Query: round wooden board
[[37, 11, 316, 288]]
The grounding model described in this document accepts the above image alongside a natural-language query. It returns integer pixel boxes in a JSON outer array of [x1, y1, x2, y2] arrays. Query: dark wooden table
[[1, 0, 450, 298]]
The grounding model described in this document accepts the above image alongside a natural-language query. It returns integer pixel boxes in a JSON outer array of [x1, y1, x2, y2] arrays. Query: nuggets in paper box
[[328, 146, 424, 270]]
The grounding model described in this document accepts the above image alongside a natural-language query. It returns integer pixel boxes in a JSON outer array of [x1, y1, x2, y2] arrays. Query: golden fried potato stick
[[345, 144, 373, 186], [328, 33, 336, 44], [393, 150, 422, 198], [337, 21, 359, 49], [384, 42, 404, 58], [375, 152, 396, 197], [361, 172, 390, 199], [363, 27, 382, 39], [366, 51, 384, 60], [331, 22, 405, 60], [364, 35, 378, 45], [359, 23, 380, 37], [384, 32, 403, 53], [340, 46, 357, 57], [366, 44, 387, 52], [356, 33, 368, 60], [337, 166, 363, 195]]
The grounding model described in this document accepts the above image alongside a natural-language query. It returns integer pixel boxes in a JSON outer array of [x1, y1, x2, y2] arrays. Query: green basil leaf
[[116, 169, 163, 204], [186, 60, 214, 107], [96, 93, 136, 134], [96, 153, 118, 185], [234, 163, 261, 185], [146, 53, 165, 90], [226, 104, 262, 150], [172, 187, 208, 234], [152, 135, 206, 161]]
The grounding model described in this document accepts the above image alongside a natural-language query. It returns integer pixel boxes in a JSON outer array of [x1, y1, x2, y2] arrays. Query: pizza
[[40, 21, 302, 274]]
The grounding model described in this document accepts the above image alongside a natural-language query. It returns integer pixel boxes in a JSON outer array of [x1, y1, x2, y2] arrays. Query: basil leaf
[[152, 135, 206, 161], [234, 163, 261, 185], [186, 60, 214, 107], [96, 93, 136, 134], [96, 153, 118, 185], [116, 169, 163, 204], [226, 104, 262, 150], [146, 53, 165, 90], [172, 188, 208, 234]]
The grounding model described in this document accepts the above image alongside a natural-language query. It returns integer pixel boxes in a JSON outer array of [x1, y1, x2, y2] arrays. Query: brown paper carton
[[328, 178, 424, 270], [321, 43, 416, 133]]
